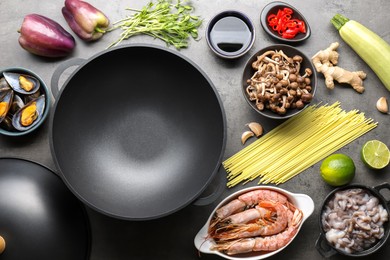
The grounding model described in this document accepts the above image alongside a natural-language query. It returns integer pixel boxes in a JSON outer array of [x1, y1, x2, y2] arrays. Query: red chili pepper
[[267, 7, 306, 39], [298, 20, 306, 33], [282, 27, 299, 39]]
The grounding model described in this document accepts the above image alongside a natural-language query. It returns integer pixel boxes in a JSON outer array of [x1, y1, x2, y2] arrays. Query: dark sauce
[[209, 16, 252, 54]]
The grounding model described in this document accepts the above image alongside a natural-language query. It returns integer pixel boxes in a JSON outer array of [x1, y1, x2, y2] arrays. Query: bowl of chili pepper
[[260, 1, 311, 43]]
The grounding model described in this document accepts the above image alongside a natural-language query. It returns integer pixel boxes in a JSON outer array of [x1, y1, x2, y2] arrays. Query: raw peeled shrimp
[[212, 201, 289, 240], [213, 205, 303, 255]]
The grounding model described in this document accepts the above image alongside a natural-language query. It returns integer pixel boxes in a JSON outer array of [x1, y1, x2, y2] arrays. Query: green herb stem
[[108, 0, 202, 49]]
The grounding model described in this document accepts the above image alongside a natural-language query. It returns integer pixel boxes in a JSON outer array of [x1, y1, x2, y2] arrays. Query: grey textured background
[[0, 0, 389, 259]]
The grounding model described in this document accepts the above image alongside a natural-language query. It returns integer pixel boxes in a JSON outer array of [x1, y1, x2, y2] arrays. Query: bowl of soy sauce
[[206, 10, 255, 59]]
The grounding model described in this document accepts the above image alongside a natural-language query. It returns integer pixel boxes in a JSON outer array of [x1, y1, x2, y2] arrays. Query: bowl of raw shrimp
[[194, 186, 314, 260], [316, 183, 390, 258]]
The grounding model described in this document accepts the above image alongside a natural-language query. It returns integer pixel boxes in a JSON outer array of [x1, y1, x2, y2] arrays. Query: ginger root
[[312, 42, 366, 93]]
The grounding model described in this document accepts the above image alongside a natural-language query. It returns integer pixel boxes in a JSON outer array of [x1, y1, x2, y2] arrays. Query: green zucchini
[[331, 14, 390, 91]]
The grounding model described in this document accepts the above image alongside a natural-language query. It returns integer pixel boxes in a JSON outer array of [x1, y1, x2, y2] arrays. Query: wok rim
[[49, 43, 227, 220]]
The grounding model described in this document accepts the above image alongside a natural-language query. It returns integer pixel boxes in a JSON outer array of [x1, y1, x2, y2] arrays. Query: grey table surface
[[1, 0, 389, 259]]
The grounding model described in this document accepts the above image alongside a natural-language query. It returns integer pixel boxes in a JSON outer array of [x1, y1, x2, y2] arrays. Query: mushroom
[[289, 81, 299, 90], [301, 89, 313, 103], [256, 101, 265, 110], [289, 73, 297, 82], [264, 63, 276, 75], [281, 95, 289, 110], [252, 50, 277, 69], [289, 89, 297, 96], [302, 68, 312, 78], [292, 55, 303, 63], [295, 99, 304, 109], [276, 106, 286, 115], [297, 68, 312, 84], [280, 88, 288, 95], [279, 50, 293, 64], [271, 93, 281, 103], [263, 56, 280, 65], [271, 53, 282, 61]]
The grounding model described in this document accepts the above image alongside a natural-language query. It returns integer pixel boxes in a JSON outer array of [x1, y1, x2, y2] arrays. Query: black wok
[[50, 44, 226, 220], [0, 158, 90, 260]]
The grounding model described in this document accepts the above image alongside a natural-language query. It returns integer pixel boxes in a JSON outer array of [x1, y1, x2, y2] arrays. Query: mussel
[[3, 72, 40, 95], [10, 95, 25, 116], [12, 95, 45, 131], [0, 116, 14, 131], [0, 88, 14, 124], [0, 77, 11, 91]]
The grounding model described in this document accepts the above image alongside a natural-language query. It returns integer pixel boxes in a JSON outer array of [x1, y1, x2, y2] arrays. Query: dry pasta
[[223, 102, 377, 187]]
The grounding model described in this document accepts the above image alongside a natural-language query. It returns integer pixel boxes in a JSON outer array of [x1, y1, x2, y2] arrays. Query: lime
[[320, 154, 355, 186], [361, 140, 390, 169]]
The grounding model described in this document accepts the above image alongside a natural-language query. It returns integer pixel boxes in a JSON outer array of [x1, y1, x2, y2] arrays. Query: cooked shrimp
[[212, 205, 303, 255], [210, 189, 288, 231], [212, 201, 289, 241]]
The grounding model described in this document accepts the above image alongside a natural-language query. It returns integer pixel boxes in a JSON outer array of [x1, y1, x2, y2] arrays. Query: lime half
[[361, 140, 390, 169]]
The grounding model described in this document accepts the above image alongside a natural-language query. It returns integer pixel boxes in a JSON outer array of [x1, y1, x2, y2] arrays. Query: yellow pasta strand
[[223, 102, 377, 187]]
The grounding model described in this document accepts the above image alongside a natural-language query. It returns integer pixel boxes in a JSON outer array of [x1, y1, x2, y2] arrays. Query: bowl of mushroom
[[242, 44, 317, 119]]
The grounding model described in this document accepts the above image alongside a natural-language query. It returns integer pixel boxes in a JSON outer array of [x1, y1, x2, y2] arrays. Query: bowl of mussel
[[242, 44, 317, 119], [194, 186, 314, 260], [316, 183, 390, 257], [0, 68, 50, 136]]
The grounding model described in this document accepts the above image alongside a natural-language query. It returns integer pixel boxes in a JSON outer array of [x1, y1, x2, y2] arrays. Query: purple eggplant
[[18, 14, 76, 58], [62, 0, 109, 41]]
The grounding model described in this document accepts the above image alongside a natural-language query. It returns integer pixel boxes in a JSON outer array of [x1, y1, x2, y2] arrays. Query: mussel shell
[[0, 89, 14, 124], [10, 95, 25, 116], [0, 116, 15, 131], [0, 77, 11, 92], [3, 72, 40, 95], [24, 90, 41, 104], [12, 94, 45, 131]]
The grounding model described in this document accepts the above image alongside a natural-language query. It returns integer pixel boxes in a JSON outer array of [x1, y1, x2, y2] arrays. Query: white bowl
[[194, 186, 314, 260]]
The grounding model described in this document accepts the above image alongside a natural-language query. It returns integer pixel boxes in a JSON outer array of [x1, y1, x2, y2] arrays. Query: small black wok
[[50, 44, 226, 220]]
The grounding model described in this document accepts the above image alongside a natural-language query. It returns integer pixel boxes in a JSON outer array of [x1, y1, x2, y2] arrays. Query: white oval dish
[[194, 185, 314, 260]]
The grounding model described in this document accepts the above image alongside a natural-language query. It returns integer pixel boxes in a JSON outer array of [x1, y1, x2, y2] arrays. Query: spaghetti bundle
[[223, 102, 377, 187]]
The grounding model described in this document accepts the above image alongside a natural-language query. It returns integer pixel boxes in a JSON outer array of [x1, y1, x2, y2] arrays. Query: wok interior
[[52, 46, 225, 219]]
